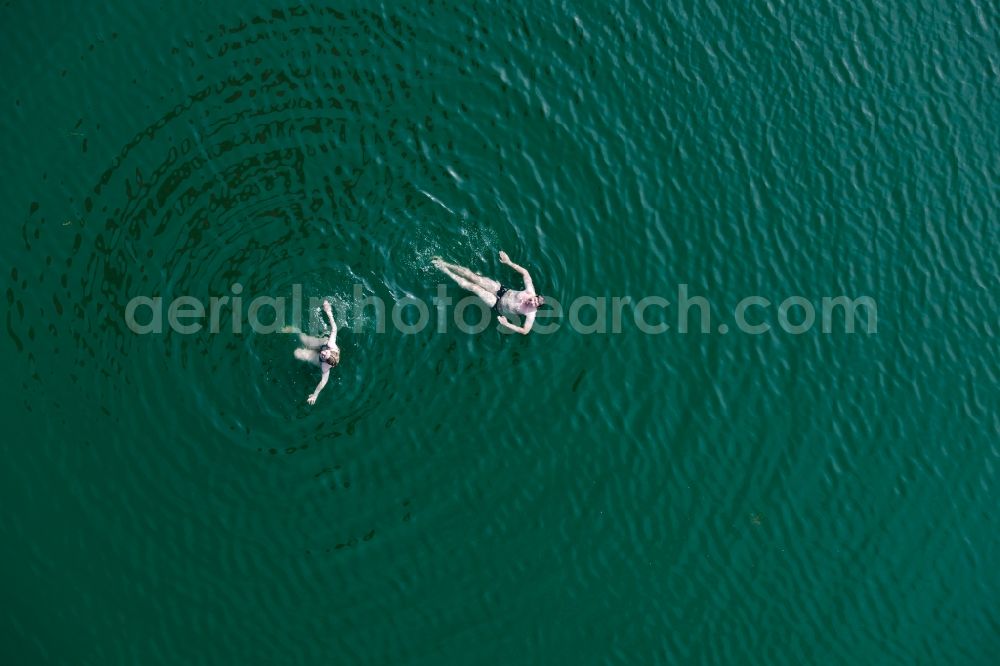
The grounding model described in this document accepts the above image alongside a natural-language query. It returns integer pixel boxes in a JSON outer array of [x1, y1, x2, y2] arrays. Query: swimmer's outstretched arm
[[499, 250, 535, 293], [498, 312, 536, 335], [307, 365, 330, 405], [322, 299, 338, 345]]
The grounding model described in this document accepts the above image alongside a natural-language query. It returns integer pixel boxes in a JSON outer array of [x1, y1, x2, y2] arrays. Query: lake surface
[[2, 1, 997, 663]]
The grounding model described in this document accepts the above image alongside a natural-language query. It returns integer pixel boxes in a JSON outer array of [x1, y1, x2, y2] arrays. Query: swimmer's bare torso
[[284, 299, 340, 405], [433, 251, 545, 335]]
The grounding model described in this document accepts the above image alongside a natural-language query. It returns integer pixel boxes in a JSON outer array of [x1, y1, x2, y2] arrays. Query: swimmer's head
[[526, 294, 545, 309], [320, 348, 339, 365]]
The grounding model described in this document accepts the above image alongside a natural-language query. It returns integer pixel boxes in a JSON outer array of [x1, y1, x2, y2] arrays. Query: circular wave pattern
[[6, 1, 997, 664], [6, 10, 608, 660], [12, 6, 503, 446]]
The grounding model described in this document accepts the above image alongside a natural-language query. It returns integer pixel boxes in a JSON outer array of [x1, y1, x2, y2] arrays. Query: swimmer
[[433, 250, 545, 335], [282, 299, 340, 405]]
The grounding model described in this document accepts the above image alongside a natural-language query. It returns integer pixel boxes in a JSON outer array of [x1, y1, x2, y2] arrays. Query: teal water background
[[2, 1, 998, 663]]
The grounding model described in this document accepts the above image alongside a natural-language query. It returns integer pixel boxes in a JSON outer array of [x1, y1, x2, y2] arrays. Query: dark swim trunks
[[491, 285, 509, 314]]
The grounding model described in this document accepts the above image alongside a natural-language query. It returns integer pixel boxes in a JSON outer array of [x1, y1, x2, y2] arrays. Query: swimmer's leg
[[298, 333, 328, 349], [454, 279, 498, 308], [432, 258, 465, 285], [294, 348, 321, 366], [282, 325, 327, 349], [433, 260, 498, 306], [444, 262, 500, 292], [434, 259, 501, 294]]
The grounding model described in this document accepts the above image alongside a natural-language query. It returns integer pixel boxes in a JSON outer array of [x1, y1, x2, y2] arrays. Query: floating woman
[[282, 299, 340, 404], [433, 250, 544, 335]]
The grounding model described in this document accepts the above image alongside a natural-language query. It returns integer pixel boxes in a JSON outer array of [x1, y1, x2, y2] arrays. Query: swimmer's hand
[[307, 394, 318, 405], [498, 251, 534, 293], [498, 314, 531, 335], [322, 299, 333, 315]]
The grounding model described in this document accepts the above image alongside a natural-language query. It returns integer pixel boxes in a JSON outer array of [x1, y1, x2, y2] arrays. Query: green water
[[2, 0, 997, 663]]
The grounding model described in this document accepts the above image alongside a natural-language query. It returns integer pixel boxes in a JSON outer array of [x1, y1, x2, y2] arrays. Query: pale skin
[[433, 250, 544, 334], [282, 299, 340, 405]]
